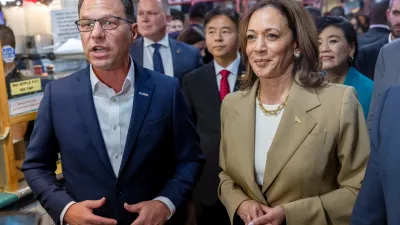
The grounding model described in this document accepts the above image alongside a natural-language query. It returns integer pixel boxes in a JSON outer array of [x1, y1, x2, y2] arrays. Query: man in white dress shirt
[[130, 0, 203, 83], [22, 0, 204, 225]]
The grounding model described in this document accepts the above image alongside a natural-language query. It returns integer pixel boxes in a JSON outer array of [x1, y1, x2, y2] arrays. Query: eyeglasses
[[75, 16, 133, 32]]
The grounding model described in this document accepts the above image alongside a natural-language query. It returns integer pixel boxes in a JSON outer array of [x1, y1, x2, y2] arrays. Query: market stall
[[0, 0, 86, 221]]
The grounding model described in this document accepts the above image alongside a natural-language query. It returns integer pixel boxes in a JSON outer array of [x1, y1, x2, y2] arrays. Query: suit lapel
[[73, 67, 116, 179], [202, 63, 221, 105], [169, 39, 182, 79], [262, 82, 320, 193], [130, 37, 144, 66], [232, 81, 267, 203], [119, 64, 154, 175]]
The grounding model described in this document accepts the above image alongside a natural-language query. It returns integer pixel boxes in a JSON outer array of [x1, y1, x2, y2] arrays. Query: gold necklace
[[257, 87, 289, 116]]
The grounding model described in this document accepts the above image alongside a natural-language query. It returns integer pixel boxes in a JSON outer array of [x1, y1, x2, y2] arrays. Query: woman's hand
[[249, 205, 286, 225], [237, 200, 265, 224]]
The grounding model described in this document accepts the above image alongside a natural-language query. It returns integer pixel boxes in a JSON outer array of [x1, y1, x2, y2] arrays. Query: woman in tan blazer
[[218, 0, 370, 225]]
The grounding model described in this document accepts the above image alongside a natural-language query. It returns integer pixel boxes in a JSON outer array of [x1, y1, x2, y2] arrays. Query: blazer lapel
[[262, 81, 320, 193], [232, 81, 267, 204], [73, 67, 116, 179], [130, 37, 144, 66], [119, 64, 154, 175]]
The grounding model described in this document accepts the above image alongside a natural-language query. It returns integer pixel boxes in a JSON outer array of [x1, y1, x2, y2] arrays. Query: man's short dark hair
[[305, 6, 322, 23], [316, 16, 358, 65], [0, 25, 16, 49], [204, 7, 240, 29], [189, 2, 208, 20], [78, 0, 135, 23], [329, 6, 345, 17], [171, 8, 184, 23], [370, 0, 390, 24]]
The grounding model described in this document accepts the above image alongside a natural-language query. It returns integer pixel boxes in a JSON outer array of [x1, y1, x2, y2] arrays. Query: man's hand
[[249, 205, 286, 225], [124, 200, 170, 225], [237, 200, 265, 224], [64, 197, 117, 225]]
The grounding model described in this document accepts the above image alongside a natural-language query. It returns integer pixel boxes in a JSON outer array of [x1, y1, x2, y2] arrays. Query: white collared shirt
[[60, 58, 175, 224], [369, 24, 390, 30], [214, 53, 241, 93], [143, 35, 174, 77], [389, 33, 396, 43], [90, 62, 135, 176]]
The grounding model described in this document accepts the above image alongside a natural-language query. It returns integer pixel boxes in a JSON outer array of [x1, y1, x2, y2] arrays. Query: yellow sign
[[10, 78, 42, 96]]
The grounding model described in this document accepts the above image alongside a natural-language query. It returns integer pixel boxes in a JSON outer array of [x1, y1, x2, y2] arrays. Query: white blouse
[[254, 99, 284, 186]]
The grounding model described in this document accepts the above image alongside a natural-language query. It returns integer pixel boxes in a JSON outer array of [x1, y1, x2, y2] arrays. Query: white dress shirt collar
[[214, 52, 241, 76], [144, 35, 170, 48], [369, 24, 390, 30], [90, 57, 135, 96], [389, 33, 395, 43]]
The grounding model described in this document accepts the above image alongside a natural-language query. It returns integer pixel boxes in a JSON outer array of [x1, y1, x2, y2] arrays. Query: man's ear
[[132, 23, 139, 42]]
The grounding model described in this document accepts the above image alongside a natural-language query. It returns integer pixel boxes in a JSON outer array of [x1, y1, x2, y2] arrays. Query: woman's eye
[[266, 34, 278, 39], [247, 35, 256, 40]]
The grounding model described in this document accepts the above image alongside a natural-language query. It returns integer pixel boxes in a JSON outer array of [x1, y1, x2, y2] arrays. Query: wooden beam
[[10, 112, 37, 125], [0, 41, 19, 191]]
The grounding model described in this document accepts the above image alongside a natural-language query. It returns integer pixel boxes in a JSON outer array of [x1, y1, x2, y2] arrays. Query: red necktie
[[220, 69, 230, 101]]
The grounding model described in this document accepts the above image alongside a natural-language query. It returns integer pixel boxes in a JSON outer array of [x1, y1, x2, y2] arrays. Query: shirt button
[[112, 98, 116, 103], [112, 125, 117, 130], [115, 154, 120, 159]]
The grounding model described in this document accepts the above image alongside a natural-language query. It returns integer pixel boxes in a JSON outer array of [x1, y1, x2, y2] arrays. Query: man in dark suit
[[22, 1, 203, 225], [182, 8, 243, 225], [367, 39, 400, 130], [355, 38, 387, 80], [130, 0, 202, 83], [356, 0, 400, 80], [358, 0, 390, 47], [350, 84, 400, 225]]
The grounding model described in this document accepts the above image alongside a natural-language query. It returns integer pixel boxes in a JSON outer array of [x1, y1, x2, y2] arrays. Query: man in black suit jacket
[[356, 38, 388, 80], [182, 8, 243, 225], [356, 0, 400, 80], [358, 0, 390, 47]]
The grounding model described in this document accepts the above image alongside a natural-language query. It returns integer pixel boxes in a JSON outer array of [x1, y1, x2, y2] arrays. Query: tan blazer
[[219, 80, 370, 225]]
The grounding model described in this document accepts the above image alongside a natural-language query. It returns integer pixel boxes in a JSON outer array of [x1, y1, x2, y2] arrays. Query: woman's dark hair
[[204, 7, 240, 29], [239, 0, 324, 90], [177, 26, 205, 45], [316, 16, 358, 66]]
